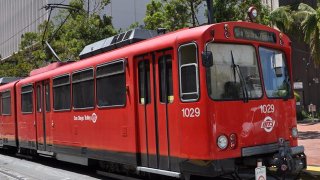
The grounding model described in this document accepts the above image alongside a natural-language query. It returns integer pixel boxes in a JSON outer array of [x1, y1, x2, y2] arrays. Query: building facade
[[0, 0, 48, 60], [262, 0, 279, 10]]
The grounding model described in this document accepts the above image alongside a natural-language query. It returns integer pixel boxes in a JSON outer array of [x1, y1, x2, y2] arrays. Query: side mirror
[[273, 54, 283, 77], [274, 67, 283, 77], [202, 51, 213, 67]]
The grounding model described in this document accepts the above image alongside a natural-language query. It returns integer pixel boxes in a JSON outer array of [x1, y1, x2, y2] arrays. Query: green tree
[[269, 6, 294, 33], [144, 0, 270, 32], [270, 3, 320, 64], [213, 0, 270, 25], [296, 3, 320, 64], [144, 0, 165, 30], [0, 32, 48, 77], [144, 0, 202, 31]]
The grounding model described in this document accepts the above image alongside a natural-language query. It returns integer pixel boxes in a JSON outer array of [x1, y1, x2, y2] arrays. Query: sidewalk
[[297, 122, 320, 167]]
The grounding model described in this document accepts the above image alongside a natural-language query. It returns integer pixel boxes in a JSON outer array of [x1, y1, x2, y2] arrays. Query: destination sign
[[234, 27, 277, 43]]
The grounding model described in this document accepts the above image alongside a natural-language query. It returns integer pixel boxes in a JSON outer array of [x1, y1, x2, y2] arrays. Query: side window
[[53, 74, 71, 111], [178, 43, 199, 102], [96, 60, 126, 107], [72, 68, 94, 109], [159, 55, 173, 103], [2, 91, 11, 115], [45, 83, 50, 112], [36, 85, 41, 112], [138, 60, 151, 104], [21, 85, 33, 113]]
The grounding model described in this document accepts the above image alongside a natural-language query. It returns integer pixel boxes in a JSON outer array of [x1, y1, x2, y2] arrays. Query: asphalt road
[[0, 153, 102, 180]]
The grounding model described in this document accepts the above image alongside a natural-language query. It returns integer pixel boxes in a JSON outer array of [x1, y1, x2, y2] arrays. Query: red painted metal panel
[[0, 82, 18, 147]]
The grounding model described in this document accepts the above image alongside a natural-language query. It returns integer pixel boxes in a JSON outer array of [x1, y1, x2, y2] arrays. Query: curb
[[306, 166, 320, 176]]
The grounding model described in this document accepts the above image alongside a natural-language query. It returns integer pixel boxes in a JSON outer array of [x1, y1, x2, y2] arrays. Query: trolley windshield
[[259, 47, 291, 98], [206, 43, 262, 101]]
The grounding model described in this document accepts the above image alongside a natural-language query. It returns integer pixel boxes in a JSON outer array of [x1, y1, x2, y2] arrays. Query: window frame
[[36, 85, 42, 112], [96, 59, 126, 108], [204, 42, 263, 101], [178, 42, 200, 102], [53, 74, 71, 112], [138, 60, 151, 105], [1, 90, 11, 116], [158, 54, 174, 104], [45, 83, 51, 112], [72, 67, 95, 110], [21, 84, 34, 114]]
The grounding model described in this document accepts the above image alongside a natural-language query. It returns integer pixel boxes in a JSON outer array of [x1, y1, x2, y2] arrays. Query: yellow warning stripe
[[307, 166, 320, 173]]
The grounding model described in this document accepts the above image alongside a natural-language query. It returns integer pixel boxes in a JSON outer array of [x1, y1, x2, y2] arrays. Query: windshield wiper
[[231, 51, 249, 103]]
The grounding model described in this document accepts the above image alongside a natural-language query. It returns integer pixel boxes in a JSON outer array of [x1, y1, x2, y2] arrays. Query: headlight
[[217, 135, 228, 150], [292, 127, 298, 138]]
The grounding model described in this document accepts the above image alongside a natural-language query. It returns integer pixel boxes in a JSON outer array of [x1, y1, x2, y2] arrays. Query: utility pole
[[87, 0, 90, 16], [206, 0, 214, 24]]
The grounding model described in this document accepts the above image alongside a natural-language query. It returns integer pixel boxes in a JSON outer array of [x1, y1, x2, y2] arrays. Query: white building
[[262, 0, 279, 11], [0, 0, 48, 60]]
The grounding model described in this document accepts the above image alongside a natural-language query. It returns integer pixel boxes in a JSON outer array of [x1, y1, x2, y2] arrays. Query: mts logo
[[261, 116, 275, 133]]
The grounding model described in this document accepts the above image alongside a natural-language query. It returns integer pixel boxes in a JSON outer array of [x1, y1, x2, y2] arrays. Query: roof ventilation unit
[[79, 29, 158, 59], [0, 77, 21, 85]]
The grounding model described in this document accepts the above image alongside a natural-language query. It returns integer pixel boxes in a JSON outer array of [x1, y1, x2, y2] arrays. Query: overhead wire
[[0, 12, 48, 47]]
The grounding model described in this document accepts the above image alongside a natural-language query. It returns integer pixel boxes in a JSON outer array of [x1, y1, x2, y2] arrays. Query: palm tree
[[269, 6, 294, 33], [295, 3, 320, 64], [270, 3, 320, 64]]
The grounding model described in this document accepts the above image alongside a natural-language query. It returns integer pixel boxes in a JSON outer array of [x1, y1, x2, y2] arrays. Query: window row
[[5, 43, 200, 115], [53, 60, 126, 111], [20, 60, 126, 113]]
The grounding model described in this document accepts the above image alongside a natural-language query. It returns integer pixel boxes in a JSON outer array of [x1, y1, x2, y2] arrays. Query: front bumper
[[180, 142, 306, 178], [271, 145, 306, 174], [242, 141, 291, 157], [242, 141, 306, 174]]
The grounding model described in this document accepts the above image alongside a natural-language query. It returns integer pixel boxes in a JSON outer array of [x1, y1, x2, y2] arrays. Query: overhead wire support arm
[[41, 3, 81, 44], [41, 3, 82, 62], [48, 12, 71, 43], [205, 0, 214, 24], [43, 4, 81, 12], [45, 41, 62, 62], [41, 7, 53, 45]]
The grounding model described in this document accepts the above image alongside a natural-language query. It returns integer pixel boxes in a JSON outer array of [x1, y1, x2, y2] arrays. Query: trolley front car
[[1, 21, 306, 179]]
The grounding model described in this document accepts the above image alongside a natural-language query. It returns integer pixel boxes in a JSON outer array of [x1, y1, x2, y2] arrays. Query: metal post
[[206, 0, 214, 24], [87, 0, 90, 16]]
